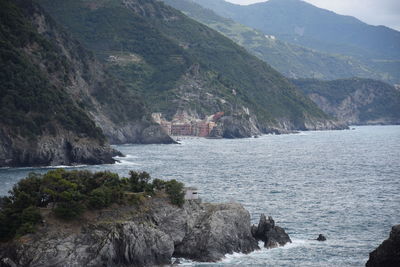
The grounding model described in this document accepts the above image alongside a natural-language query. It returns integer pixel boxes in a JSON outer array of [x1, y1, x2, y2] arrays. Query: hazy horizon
[[225, 0, 400, 31]]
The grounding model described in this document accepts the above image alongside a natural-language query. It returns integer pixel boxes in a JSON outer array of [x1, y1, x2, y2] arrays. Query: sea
[[1, 125, 399, 266]]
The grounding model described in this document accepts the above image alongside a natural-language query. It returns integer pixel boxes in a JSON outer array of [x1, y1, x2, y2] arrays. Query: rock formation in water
[[0, 197, 280, 266], [366, 224, 400, 267], [251, 214, 292, 248]]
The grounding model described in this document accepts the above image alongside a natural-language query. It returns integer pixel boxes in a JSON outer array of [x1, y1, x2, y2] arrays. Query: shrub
[[165, 180, 185, 207], [129, 171, 151, 193], [16, 222, 36, 236], [87, 187, 113, 209], [20, 206, 42, 225], [54, 202, 84, 220], [152, 178, 166, 190]]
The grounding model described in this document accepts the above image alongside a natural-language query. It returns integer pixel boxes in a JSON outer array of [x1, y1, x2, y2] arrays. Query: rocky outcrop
[[316, 234, 326, 241], [210, 115, 261, 138], [366, 225, 400, 267], [94, 119, 175, 145], [251, 214, 292, 248], [0, 129, 121, 167], [0, 198, 265, 266]]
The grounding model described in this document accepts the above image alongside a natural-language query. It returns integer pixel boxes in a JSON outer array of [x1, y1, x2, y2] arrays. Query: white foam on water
[[219, 239, 312, 264], [114, 160, 140, 166], [42, 164, 89, 169], [113, 154, 141, 166], [114, 154, 138, 160]]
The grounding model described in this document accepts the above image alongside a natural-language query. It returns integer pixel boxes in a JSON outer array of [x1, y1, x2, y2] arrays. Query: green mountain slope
[[38, 0, 344, 136], [292, 78, 400, 125], [191, 0, 400, 84], [163, 0, 387, 82], [0, 0, 172, 167], [0, 0, 117, 166]]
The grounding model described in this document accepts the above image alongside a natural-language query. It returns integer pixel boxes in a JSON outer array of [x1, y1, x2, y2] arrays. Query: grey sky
[[225, 0, 400, 31]]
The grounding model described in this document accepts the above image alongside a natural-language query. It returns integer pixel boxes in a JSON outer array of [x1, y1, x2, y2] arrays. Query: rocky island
[[0, 170, 291, 266]]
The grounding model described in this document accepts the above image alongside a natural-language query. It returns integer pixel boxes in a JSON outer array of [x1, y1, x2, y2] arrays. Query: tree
[[165, 180, 185, 207]]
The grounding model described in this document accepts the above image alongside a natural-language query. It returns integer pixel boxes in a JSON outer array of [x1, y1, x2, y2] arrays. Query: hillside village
[[152, 112, 224, 137]]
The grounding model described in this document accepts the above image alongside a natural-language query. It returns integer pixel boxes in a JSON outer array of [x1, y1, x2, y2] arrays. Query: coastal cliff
[[293, 78, 400, 125], [366, 225, 400, 267], [0, 197, 290, 266], [0, 0, 173, 167], [0, 168, 292, 266]]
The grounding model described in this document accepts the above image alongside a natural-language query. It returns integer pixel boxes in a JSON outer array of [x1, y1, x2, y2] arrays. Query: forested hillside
[[38, 0, 344, 137]]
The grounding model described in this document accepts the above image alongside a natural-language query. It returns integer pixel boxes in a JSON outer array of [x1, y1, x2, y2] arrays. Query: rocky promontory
[[0, 130, 121, 167], [0, 198, 290, 266], [366, 225, 400, 267]]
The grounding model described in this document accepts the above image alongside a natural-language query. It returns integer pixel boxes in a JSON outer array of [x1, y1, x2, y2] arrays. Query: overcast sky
[[225, 0, 400, 31]]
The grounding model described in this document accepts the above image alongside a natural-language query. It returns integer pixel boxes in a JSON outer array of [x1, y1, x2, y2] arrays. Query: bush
[[87, 187, 112, 209], [16, 222, 36, 236], [152, 178, 166, 190], [165, 180, 185, 207], [54, 202, 84, 220], [129, 171, 152, 193], [0, 212, 12, 241], [20, 206, 42, 225]]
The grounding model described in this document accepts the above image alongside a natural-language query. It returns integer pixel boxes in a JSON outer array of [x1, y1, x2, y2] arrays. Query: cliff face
[[0, 198, 260, 266], [0, 128, 121, 167], [0, 0, 173, 167], [293, 78, 400, 125], [366, 225, 400, 267]]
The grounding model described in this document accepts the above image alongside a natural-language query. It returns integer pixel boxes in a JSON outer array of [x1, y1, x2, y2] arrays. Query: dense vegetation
[[0, 0, 104, 140], [292, 78, 400, 123], [38, 0, 330, 128], [191, 0, 400, 84], [0, 169, 185, 241], [163, 0, 385, 82]]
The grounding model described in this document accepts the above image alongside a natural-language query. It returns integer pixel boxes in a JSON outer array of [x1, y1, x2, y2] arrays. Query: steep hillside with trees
[[0, 0, 172, 167], [38, 0, 345, 137], [292, 78, 400, 125], [163, 0, 385, 82]]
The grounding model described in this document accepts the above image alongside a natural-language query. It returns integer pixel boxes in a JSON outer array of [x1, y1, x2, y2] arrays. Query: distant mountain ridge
[[38, 0, 345, 137], [191, 0, 400, 84], [292, 78, 400, 125], [163, 0, 390, 82]]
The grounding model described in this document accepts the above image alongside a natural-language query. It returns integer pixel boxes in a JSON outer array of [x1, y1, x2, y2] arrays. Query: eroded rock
[[251, 214, 291, 248]]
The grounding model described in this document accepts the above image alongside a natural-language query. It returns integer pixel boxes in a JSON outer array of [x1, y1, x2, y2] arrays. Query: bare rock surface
[[251, 214, 292, 248]]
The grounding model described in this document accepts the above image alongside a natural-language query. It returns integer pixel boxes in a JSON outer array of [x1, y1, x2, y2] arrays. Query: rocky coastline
[[0, 197, 291, 266], [366, 224, 400, 267]]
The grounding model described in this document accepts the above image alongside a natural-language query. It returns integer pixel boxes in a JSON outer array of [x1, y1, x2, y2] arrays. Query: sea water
[[1, 125, 399, 266]]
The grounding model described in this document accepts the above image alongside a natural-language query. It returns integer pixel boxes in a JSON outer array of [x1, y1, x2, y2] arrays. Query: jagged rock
[[0, 198, 260, 266], [251, 214, 291, 248], [210, 116, 261, 138], [171, 202, 259, 261], [317, 234, 326, 241], [366, 225, 400, 267]]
